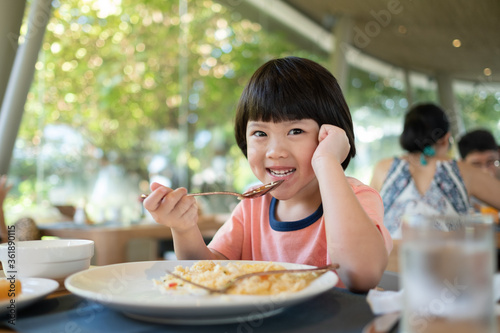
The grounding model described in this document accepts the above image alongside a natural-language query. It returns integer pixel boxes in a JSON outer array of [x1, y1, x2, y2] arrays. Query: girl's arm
[[143, 182, 226, 260], [312, 125, 388, 292]]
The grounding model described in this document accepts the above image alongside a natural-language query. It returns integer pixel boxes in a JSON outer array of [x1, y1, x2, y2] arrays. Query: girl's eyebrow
[[247, 121, 268, 129], [287, 120, 306, 125]]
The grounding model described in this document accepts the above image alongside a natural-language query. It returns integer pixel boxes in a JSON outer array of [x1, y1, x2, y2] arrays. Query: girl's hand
[[312, 124, 350, 166], [142, 182, 199, 232]]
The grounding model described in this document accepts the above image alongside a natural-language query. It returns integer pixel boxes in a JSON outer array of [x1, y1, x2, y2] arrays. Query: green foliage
[[12, 0, 319, 215], [458, 90, 500, 141]]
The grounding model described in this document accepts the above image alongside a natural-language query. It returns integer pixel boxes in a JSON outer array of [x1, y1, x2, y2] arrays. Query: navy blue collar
[[269, 197, 323, 232]]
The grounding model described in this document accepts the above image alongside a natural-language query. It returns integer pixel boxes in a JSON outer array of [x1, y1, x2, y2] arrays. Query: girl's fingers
[[174, 192, 197, 214], [143, 186, 170, 211], [144, 187, 193, 216], [150, 181, 167, 191]]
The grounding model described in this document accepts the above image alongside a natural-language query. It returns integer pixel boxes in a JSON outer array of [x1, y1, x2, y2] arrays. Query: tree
[[10, 0, 320, 220]]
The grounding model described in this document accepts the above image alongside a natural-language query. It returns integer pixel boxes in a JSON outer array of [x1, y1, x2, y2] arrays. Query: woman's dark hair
[[399, 103, 450, 153], [234, 56, 355, 170]]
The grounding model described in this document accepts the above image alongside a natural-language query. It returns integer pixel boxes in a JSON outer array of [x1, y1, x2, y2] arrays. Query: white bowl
[[0, 239, 94, 280]]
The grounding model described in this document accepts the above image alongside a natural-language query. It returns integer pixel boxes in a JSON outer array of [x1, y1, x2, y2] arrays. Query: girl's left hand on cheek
[[313, 124, 350, 165]]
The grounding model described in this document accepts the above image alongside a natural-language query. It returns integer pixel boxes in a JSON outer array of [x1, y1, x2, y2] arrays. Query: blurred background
[[1, 0, 499, 225]]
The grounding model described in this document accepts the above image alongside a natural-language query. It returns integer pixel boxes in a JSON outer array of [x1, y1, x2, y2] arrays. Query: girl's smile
[[267, 167, 295, 178]]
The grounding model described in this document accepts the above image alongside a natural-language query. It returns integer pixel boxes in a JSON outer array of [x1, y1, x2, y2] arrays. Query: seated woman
[[370, 103, 500, 239]]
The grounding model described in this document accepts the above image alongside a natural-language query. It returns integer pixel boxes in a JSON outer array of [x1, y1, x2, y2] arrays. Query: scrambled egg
[[154, 261, 320, 296]]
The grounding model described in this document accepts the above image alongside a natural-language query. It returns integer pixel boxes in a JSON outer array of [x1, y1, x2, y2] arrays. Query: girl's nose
[[265, 139, 288, 159]]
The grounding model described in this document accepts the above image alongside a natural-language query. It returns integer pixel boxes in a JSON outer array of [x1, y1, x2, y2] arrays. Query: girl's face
[[246, 119, 320, 201]]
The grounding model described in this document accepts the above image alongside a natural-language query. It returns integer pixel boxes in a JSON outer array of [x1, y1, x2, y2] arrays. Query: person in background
[[458, 129, 499, 179], [0, 175, 12, 243], [458, 129, 500, 221], [370, 103, 500, 238], [144, 56, 392, 292]]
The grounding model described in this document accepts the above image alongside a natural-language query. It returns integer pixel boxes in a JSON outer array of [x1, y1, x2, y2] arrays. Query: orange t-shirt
[[208, 177, 393, 287]]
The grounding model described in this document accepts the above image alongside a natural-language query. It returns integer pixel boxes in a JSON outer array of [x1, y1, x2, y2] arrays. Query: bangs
[[243, 59, 321, 123], [245, 92, 315, 123]]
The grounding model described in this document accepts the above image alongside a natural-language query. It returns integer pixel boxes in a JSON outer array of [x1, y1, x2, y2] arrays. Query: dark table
[[2, 288, 377, 333]]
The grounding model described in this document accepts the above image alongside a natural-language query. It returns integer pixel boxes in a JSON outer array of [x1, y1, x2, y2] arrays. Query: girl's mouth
[[268, 168, 295, 178]]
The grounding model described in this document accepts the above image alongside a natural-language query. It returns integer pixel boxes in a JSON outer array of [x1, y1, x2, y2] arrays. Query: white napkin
[[367, 273, 500, 315], [367, 289, 403, 315]]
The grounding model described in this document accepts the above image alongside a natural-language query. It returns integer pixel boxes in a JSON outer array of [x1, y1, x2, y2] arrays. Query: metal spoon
[[164, 263, 338, 294], [140, 179, 284, 201]]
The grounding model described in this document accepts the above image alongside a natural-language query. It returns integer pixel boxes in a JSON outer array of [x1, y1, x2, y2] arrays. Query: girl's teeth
[[270, 169, 294, 176]]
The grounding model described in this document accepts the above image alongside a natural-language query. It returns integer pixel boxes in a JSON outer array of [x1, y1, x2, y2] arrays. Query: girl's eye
[[289, 128, 304, 135], [252, 130, 267, 137]]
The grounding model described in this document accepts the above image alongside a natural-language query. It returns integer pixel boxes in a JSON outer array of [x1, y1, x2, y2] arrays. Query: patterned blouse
[[380, 158, 471, 238]]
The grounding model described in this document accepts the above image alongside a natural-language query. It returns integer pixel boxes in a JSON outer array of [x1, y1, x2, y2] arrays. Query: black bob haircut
[[234, 56, 355, 170]]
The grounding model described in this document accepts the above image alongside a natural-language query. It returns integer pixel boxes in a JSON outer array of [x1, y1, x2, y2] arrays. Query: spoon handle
[[140, 180, 283, 202], [140, 191, 241, 201], [186, 191, 241, 198]]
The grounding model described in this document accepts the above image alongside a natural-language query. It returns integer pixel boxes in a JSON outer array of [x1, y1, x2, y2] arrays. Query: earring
[[420, 146, 436, 166]]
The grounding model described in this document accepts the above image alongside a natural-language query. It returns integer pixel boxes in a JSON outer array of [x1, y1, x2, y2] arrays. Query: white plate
[[65, 260, 338, 325], [0, 278, 59, 315]]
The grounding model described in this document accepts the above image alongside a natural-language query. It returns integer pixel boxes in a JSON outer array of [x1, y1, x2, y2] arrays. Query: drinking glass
[[400, 214, 496, 333]]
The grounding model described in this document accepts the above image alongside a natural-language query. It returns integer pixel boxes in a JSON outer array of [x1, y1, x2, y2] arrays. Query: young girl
[[144, 57, 392, 292]]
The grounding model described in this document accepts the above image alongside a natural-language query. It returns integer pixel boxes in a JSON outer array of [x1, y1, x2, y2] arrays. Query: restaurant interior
[[0, 0, 499, 332]]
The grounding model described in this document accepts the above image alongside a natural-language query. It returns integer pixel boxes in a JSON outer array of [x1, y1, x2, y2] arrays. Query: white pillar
[[177, 0, 189, 188], [0, 1, 26, 110], [330, 16, 353, 92], [0, 0, 53, 174], [403, 69, 413, 106], [436, 73, 465, 138]]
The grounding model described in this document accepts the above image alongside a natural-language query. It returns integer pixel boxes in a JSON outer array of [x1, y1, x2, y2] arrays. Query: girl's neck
[[274, 189, 322, 222]]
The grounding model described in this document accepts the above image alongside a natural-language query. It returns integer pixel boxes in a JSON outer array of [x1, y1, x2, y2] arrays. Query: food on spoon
[[154, 260, 323, 295], [0, 278, 22, 300]]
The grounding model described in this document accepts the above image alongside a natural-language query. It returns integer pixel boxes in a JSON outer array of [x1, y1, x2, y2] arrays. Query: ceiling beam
[[216, 0, 332, 55], [216, 0, 500, 92]]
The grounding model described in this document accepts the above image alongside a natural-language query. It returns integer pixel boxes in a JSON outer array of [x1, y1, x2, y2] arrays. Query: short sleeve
[[348, 177, 393, 254], [207, 203, 245, 260]]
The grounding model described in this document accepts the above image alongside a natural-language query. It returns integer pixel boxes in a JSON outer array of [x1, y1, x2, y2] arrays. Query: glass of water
[[400, 214, 496, 333]]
